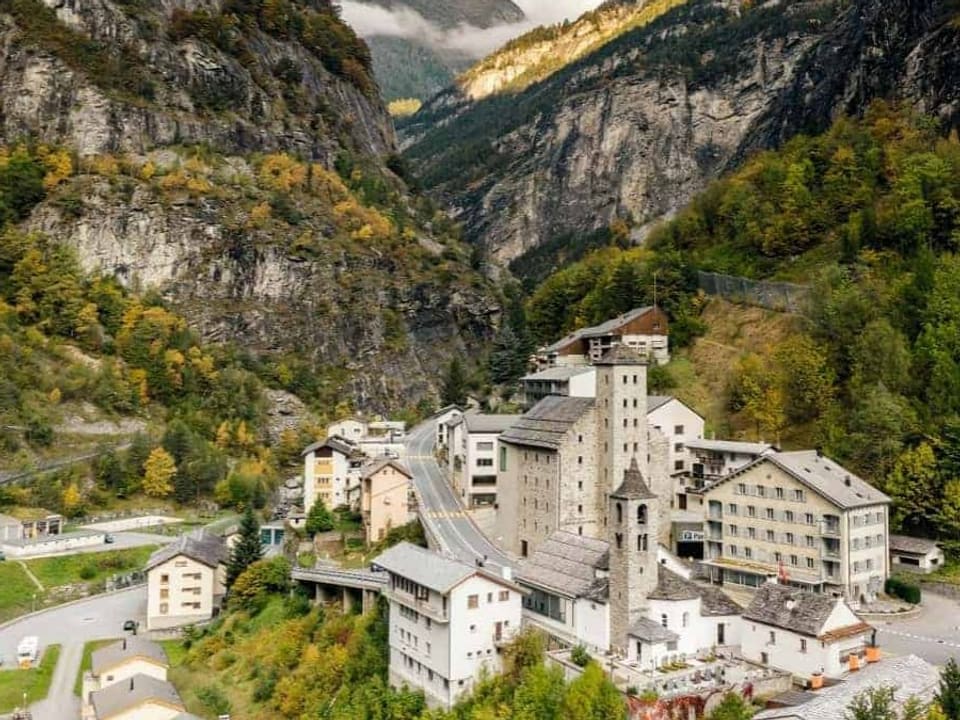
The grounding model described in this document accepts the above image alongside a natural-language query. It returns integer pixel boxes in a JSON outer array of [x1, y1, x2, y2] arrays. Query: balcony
[[823, 542, 841, 559]]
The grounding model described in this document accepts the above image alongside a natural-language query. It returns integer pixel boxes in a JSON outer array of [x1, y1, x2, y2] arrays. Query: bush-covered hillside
[[529, 104, 960, 547], [168, 569, 626, 720]]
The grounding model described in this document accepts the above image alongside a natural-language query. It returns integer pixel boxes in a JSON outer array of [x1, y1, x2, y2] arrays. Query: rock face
[[1, 0, 499, 412], [403, 0, 960, 269]]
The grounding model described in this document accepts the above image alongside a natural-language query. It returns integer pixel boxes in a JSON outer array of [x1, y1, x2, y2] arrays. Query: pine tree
[[937, 658, 960, 720], [227, 505, 263, 587], [142, 448, 176, 498], [489, 324, 525, 385], [305, 498, 335, 535], [441, 357, 467, 406]]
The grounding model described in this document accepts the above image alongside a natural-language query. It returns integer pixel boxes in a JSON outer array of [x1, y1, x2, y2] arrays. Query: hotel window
[[766, 530, 775, 542], [766, 508, 775, 520], [747, 527, 756, 539], [776, 488, 785, 500], [807, 557, 815, 569], [728, 525, 738, 537], [744, 547, 753, 559], [805, 513, 815, 525], [793, 489, 805, 502], [785, 510, 795, 523], [806, 536, 815, 548], [790, 554, 798, 566], [785, 532, 794, 545], [737, 483, 747, 495], [747, 506, 756, 518], [757, 485, 766, 498], [727, 503, 738, 515]]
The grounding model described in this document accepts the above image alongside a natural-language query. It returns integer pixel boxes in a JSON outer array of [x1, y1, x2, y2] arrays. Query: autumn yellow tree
[[143, 447, 176, 498], [61, 482, 83, 517]]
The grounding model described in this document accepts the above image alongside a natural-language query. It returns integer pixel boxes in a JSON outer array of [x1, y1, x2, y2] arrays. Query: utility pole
[[653, 270, 659, 308]]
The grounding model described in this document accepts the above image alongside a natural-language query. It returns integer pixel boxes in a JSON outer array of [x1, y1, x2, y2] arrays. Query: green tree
[[560, 662, 624, 720], [441, 356, 468, 406], [885, 443, 940, 535], [94, 449, 124, 492], [936, 657, 960, 720], [227, 505, 263, 587], [305, 498, 335, 535], [845, 686, 897, 720], [488, 323, 527, 385], [708, 692, 754, 720]]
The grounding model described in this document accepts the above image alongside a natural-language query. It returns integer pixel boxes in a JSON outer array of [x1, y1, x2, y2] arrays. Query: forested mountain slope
[[402, 0, 960, 270], [0, 0, 499, 413]]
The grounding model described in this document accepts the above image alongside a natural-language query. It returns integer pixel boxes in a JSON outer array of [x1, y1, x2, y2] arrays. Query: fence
[[697, 271, 811, 314]]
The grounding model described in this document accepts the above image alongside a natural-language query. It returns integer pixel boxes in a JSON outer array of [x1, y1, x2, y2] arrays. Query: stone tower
[[595, 344, 649, 515], [608, 458, 660, 654]]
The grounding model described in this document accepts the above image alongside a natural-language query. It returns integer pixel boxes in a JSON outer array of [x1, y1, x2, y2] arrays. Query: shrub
[[885, 577, 921, 604], [78, 564, 97, 580], [195, 684, 231, 714], [570, 644, 590, 667]]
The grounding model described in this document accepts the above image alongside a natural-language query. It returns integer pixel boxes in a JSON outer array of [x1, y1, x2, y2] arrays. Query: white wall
[[98, 658, 167, 687], [649, 598, 701, 657], [568, 370, 597, 398], [328, 419, 366, 441], [147, 556, 221, 630], [647, 400, 704, 476], [2, 531, 105, 558], [573, 598, 609, 653], [436, 410, 463, 447], [464, 432, 500, 506], [110, 702, 184, 720]]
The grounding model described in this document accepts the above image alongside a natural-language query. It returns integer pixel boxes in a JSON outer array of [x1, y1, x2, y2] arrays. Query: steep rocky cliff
[[403, 0, 960, 271], [0, 0, 499, 412]]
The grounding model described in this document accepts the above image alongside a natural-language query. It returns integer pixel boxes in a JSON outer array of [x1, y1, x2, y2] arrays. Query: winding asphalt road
[[405, 420, 514, 575], [0, 586, 146, 720]]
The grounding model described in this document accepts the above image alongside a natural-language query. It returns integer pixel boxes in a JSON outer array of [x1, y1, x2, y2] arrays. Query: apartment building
[[302, 436, 361, 513], [702, 451, 891, 602], [448, 413, 521, 508], [686, 439, 776, 487], [520, 366, 597, 409], [435, 405, 464, 448], [361, 459, 414, 544], [535, 306, 670, 369], [145, 532, 227, 630], [375, 542, 523, 709]]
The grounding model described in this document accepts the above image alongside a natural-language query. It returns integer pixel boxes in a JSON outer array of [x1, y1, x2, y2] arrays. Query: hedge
[[885, 576, 922, 604]]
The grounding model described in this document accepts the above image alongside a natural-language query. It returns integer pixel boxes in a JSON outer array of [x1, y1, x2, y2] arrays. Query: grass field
[[0, 564, 44, 623], [0, 644, 61, 712], [73, 639, 116, 696], [25, 545, 157, 588]]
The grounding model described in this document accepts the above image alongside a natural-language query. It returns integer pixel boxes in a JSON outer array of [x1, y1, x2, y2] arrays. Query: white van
[[16, 636, 38, 668]]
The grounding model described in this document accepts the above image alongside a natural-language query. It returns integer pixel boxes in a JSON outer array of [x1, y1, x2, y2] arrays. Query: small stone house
[[889, 534, 944, 574], [742, 583, 874, 681]]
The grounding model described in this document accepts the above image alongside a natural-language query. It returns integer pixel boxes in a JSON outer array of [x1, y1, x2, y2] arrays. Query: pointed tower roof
[[595, 343, 648, 365], [611, 457, 656, 499]]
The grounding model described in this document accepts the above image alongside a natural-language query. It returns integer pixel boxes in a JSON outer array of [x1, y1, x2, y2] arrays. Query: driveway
[[0, 587, 147, 720], [875, 591, 960, 666]]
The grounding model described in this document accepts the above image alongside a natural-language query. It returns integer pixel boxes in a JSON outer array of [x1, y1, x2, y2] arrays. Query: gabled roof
[[301, 435, 356, 457], [685, 439, 774, 455], [373, 542, 517, 594], [611, 458, 657, 500], [629, 616, 679, 644], [646, 395, 674, 412], [360, 458, 412, 480], [758, 451, 890, 510], [518, 531, 609, 601], [742, 583, 869, 639], [541, 307, 662, 354], [500, 396, 595, 449], [647, 565, 741, 616], [463, 412, 523, 434], [92, 638, 167, 676], [889, 534, 941, 555], [91, 674, 184, 719], [146, 531, 227, 572], [754, 655, 939, 720]]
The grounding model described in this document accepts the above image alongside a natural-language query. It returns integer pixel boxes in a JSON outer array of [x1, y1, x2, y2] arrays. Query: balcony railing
[[822, 524, 840, 537]]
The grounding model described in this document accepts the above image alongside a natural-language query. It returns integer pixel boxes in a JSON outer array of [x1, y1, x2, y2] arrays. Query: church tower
[[608, 458, 660, 654], [595, 344, 649, 513]]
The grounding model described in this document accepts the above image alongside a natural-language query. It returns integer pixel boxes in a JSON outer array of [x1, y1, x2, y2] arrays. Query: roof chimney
[[785, 599, 797, 611], [122, 638, 126, 650], [845, 476, 851, 487], [129, 677, 134, 691]]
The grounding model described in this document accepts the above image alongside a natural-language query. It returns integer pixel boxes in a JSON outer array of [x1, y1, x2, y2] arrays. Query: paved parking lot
[[875, 591, 960, 666]]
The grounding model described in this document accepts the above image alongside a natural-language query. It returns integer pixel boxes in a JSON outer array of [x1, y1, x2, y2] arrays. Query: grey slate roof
[[90, 674, 184, 719], [92, 638, 167, 676], [301, 435, 356, 457], [754, 655, 939, 720], [742, 583, 839, 637], [500, 396, 595, 449], [647, 565, 742, 615], [765, 451, 890, 510], [685, 439, 774, 455], [889, 534, 940, 555], [518, 531, 609, 601], [463, 413, 523, 434], [541, 307, 660, 354], [646, 395, 673, 412], [360, 458, 412, 480], [373, 542, 474, 594], [629, 616, 679, 644], [595, 344, 647, 365], [611, 458, 657, 499], [146, 531, 227, 572], [521, 366, 596, 382]]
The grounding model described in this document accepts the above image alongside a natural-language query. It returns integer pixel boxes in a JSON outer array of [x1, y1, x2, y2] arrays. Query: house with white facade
[[145, 532, 227, 630], [374, 542, 523, 709], [449, 412, 521, 508], [302, 436, 361, 513], [89, 674, 190, 720], [535, 306, 670, 368], [702, 450, 892, 602], [435, 405, 464, 448], [646, 396, 705, 477], [742, 583, 874, 682], [889, 535, 945, 574], [327, 418, 367, 443]]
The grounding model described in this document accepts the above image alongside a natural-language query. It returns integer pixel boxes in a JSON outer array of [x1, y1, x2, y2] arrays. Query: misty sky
[[339, 0, 606, 58]]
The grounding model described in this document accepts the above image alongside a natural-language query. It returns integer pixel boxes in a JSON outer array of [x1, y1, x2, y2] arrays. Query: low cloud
[[338, 0, 605, 59]]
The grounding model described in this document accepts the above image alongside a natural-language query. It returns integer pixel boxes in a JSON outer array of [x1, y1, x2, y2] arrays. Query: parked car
[[104, 534, 115, 544], [122, 620, 137, 634]]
